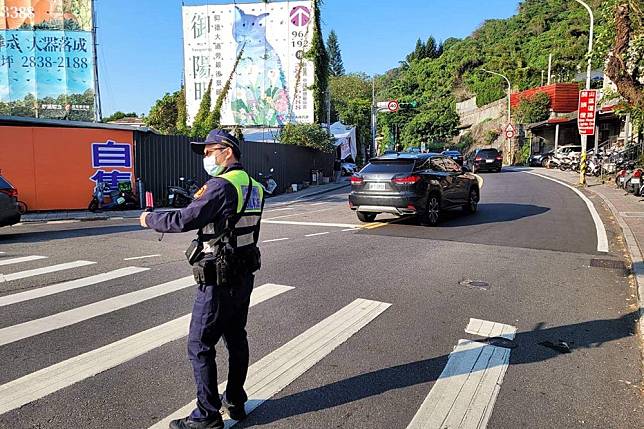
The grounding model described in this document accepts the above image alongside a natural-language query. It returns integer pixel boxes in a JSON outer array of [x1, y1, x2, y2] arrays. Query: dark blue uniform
[[146, 163, 258, 422]]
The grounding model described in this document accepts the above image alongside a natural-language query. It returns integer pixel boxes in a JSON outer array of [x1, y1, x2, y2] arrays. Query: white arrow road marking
[[407, 319, 517, 429], [0, 267, 149, 307], [0, 260, 96, 283], [150, 298, 392, 429], [0, 255, 47, 267], [0, 276, 196, 346], [0, 283, 293, 416]]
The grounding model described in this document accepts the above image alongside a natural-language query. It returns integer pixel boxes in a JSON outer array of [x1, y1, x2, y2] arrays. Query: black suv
[[468, 148, 503, 173], [0, 174, 21, 227], [349, 153, 480, 226]]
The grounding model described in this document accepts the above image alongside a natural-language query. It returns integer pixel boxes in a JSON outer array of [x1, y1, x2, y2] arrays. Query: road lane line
[[263, 207, 335, 220], [0, 255, 47, 267], [150, 298, 391, 429], [265, 207, 294, 212], [305, 232, 329, 237], [0, 261, 96, 283], [407, 319, 516, 429], [0, 267, 150, 308], [309, 202, 326, 206], [525, 172, 609, 253], [0, 276, 196, 346], [262, 238, 290, 243], [123, 254, 161, 261], [262, 220, 359, 229], [342, 228, 358, 232], [46, 220, 80, 225], [0, 284, 293, 416]]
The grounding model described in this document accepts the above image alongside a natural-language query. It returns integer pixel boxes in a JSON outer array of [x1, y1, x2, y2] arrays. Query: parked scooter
[[258, 169, 278, 196], [558, 156, 573, 171], [88, 181, 138, 212], [587, 156, 602, 177], [168, 177, 199, 208], [625, 168, 643, 195]]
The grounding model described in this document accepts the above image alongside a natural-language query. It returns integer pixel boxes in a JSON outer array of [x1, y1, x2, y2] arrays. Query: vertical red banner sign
[[578, 89, 597, 135]]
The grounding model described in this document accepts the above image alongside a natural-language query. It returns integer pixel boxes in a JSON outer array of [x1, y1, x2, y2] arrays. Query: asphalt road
[[0, 170, 642, 429]]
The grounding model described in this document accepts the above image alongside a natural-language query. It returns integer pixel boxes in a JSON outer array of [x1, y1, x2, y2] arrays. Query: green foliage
[[145, 91, 179, 134], [208, 46, 245, 131], [513, 92, 551, 124], [515, 141, 532, 165], [406, 36, 442, 63], [102, 111, 138, 123], [279, 123, 335, 153], [191, 80, 212, 139], [485, 129, 500, 145], [306, 0, 330, 124], [176, 86, 188, 135], [329, 73, 372, 160], [327, 30, 345, 76], [456, 132, 475, 151]]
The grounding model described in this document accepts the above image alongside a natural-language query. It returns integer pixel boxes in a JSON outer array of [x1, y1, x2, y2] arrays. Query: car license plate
[[485, 159, 494, 163], [632, 178, 640, 185], [369, 183, 386, 191]]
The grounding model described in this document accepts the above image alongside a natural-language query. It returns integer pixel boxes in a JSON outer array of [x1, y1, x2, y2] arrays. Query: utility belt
[[186, 237, 261, 287]]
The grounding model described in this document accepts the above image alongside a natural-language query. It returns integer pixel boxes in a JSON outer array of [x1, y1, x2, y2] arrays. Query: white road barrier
[[407, 319, 516, 429], [0, 283, 294, 416], [150, 298, 392, 429]]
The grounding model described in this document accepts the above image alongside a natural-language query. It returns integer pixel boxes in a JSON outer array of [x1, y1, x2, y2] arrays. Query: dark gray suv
[[349, 153, 480, 225], [0, 175, 21, 227]]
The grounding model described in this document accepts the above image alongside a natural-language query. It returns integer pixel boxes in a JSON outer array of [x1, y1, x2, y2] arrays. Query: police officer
[[140, 129, 264, 429]]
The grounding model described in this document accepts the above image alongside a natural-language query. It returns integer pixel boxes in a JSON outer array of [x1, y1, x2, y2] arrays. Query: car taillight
[[0, 188, 17, 198], [392, 175, 421, 185], [496, 156, 503, 160], [350, 176, 364, 185], [635, 170, 642, 178], [475, 157, 482, 162]]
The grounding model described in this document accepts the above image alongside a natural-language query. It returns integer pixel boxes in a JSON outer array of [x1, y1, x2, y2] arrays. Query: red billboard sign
[[578, 89, 598, 135]]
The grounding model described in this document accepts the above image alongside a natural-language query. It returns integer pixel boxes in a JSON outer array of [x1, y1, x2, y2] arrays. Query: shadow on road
[[0, 224, 143, 244], [243, 310, 639, 426], [373, 203, 550, 228]]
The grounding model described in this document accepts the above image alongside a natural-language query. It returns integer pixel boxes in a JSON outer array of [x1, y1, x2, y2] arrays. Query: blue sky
[[97, 0, 521, 116]]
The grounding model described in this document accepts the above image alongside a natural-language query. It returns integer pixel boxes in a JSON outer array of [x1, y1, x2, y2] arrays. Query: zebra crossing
[[0, 252, 513, 428]]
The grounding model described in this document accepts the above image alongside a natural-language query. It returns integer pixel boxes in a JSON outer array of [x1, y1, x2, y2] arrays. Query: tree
[[102, 111, 138, 123], [513, 92, 551, 124], [279, 123, 335, 152], [176, 85, 188, 135], [327, 30, 345, 76], [145, 91, 180, 134], [207, 45, 246, 131], [190, 80, 212, 139], [329, 73, 372, 161], [306, 0, 330, 124]]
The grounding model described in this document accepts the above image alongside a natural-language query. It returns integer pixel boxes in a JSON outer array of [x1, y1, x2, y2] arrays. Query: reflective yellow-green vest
[[201, 169, 264, 250]]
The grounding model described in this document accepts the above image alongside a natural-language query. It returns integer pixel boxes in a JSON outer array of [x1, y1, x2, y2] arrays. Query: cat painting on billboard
[[232, 6, 292, 126]]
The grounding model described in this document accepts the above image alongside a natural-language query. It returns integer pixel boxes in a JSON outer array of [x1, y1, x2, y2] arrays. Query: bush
[[485, 130, 500, 145], [513, 92, 550, 124], [279, 124, 336, 153]]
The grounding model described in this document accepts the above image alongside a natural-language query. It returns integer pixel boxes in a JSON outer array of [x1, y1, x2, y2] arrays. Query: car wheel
[[357, 212, 377, 223], [541, 158, 549, 168], [88, 198, 99, 212], [463, 187, 479, 214], [419, 194, 441, 226]]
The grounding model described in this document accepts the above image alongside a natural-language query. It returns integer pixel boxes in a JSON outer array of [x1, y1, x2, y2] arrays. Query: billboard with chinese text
[[182, 1, 314, 127], [0, 0, 95, 121]]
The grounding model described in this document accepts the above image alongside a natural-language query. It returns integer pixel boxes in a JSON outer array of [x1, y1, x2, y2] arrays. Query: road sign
[[387, 100, 399, 113], [504, 123, 516, 139], [578, 89, 597, 135]]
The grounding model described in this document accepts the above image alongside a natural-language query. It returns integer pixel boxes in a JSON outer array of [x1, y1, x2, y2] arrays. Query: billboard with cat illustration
[[0, 0, 95, 120], [182, 1, 314, 127]]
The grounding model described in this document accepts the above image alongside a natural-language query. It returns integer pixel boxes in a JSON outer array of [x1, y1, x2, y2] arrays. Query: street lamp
[[574, 0, 594, 186], [481, 69, 512, 161]]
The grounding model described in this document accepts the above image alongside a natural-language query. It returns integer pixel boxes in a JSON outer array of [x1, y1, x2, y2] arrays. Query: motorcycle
[[626, 168, 643, 195], [558, 156, 572, 171], [88, 181, 138, 212], [168, 177, 199, 208], [587, 156, 602, 177], [258, 169, 278, 196]]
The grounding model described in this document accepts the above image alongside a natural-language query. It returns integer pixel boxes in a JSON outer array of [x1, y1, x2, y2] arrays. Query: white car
[[553, 145, 582, 160]]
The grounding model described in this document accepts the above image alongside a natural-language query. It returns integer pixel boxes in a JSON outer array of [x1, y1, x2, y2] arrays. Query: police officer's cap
[[191, 129, 242, 159]]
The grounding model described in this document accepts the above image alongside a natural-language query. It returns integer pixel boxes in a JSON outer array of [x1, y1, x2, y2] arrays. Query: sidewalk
[[20, 179, 350, 223], [525, 167, 644, 344]]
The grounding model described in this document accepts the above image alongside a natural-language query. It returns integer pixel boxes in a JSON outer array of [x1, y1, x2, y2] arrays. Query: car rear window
[[0, 176, 12, 189], [478, 149, 499, 159], [361, 161, 414, 174]]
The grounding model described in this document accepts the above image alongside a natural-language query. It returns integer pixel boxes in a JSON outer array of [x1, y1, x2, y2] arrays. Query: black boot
[[169, 415, 224, 429], [221, 393, 247, 421]]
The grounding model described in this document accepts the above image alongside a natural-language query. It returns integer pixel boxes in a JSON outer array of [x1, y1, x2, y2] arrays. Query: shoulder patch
[[194, 184, 208, 199]]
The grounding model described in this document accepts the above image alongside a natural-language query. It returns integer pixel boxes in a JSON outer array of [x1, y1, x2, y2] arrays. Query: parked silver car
[[0, 174, 21, 227]]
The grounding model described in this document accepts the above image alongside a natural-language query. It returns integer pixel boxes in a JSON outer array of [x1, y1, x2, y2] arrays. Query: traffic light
[[399, 101, 418, 109]]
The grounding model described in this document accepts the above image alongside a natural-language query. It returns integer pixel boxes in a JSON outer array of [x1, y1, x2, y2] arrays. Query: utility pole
[[574, 0, 594, 186], [481, 69, 512, 162], [92, 0, 102, 122], [371, 76, 376, 160], [547, 53, 552, 85]]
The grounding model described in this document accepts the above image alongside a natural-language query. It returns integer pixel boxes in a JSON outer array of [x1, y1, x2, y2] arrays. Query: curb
[[591, 191, 644, 349]]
